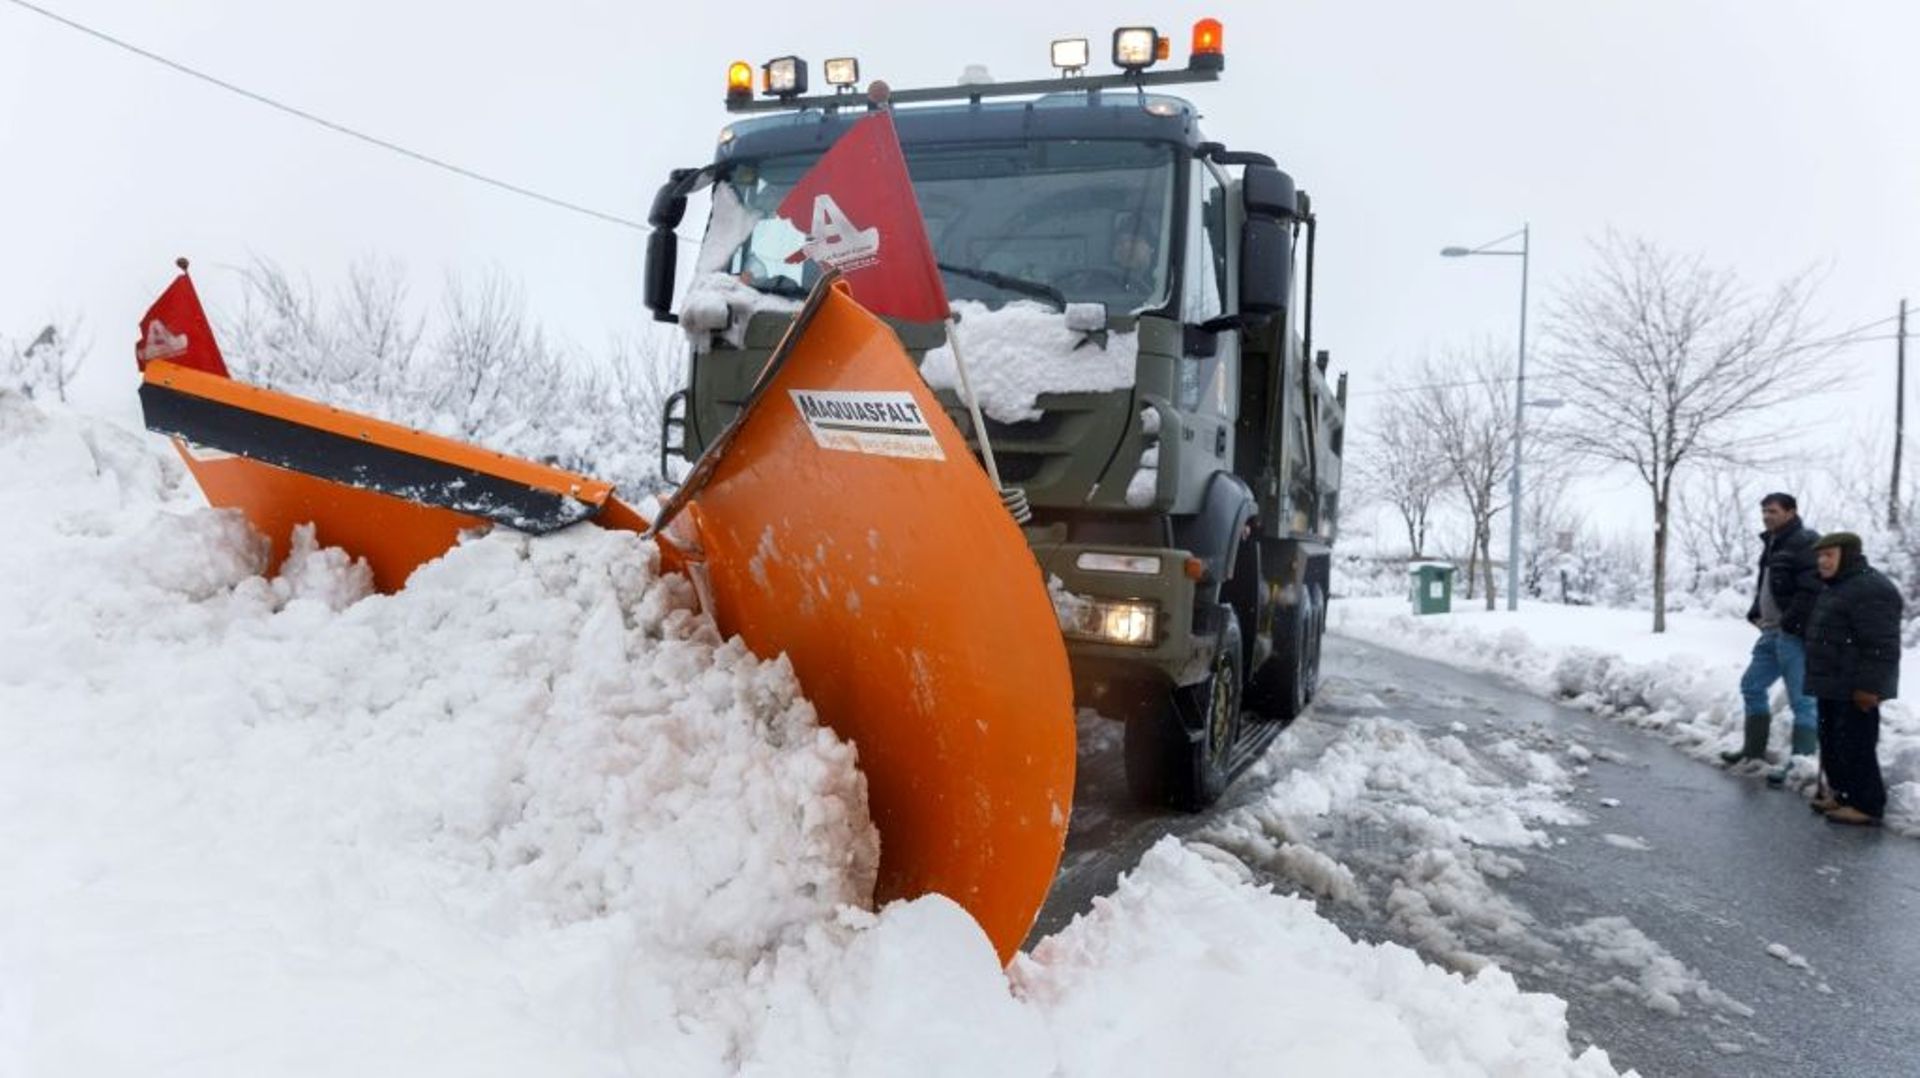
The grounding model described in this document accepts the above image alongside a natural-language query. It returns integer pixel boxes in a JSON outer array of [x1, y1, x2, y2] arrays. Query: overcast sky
[[5, 0, 1917, 535]]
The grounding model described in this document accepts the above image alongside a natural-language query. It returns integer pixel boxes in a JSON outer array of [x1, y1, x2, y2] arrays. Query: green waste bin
[[1409, 562, 1456, 615]]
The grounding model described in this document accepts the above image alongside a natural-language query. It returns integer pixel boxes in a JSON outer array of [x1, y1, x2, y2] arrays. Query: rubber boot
[[1767, 724, 1819, 786], [1720, 714, 1771, 765]]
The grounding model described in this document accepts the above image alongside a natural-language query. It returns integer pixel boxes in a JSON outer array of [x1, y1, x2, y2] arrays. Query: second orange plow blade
[[657, 278, 1075, 961]]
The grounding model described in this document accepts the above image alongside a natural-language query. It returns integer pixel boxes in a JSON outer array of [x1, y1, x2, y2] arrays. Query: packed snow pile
[[1331, 597, 1920, 836], [919, 300, 1137, 423], [0, 392, 1628, 1076], [0, 392, 880, 1073], [1014, 840, 1625, 1077]]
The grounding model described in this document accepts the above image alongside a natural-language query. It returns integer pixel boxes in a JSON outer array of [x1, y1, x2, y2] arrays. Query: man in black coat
[[1723, 493, 1822, 782], [1804, 532, 1904, 826]]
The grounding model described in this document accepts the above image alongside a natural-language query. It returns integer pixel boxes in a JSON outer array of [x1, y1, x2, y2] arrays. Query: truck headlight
[[1101, 601, 1156, 645], [1062, 598, 1158, 646]]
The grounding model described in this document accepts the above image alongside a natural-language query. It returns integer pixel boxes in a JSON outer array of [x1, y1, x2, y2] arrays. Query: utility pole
[[1896, 298, 1909, 529], [1439, 224, 1529, 612]]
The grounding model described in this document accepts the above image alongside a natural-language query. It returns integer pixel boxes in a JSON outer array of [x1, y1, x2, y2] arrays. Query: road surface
[[1032, 634, 1920, 1077]]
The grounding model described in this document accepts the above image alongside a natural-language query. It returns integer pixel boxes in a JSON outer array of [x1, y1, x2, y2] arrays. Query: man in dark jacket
[[1723, 493, 1822, 782], [1804, 532, 1903, 826]]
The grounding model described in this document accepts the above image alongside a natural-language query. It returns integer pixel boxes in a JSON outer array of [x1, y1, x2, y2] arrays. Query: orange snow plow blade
[[137, 271, 1074, 962], [654, 278, 1075, 960]]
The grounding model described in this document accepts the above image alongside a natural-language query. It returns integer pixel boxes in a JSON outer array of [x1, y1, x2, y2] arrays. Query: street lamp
[[1441, 224, 1530, 612]]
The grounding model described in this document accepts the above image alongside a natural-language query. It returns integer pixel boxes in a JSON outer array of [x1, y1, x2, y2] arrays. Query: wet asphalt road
[[1031, 634, 1920, 1077]]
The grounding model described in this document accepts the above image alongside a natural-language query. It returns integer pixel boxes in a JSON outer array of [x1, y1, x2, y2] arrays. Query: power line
[[1361, 308, 1916, 398], [1799, 310, 1910, 352], [4, 0, 693, 241]]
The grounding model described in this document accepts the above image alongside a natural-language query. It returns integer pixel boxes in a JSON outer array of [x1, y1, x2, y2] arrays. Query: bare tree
[[1352, 387, 1449, 558], [1422, 348, 1518, 610], [1519, 447, 1584, 601], [1675, 464, 1755, 596], [1542, 233, 1828, 632]]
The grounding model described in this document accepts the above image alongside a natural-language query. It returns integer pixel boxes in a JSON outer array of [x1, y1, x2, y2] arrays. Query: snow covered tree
[[1542, 233, 1827, 632], [3, 319, 84, 402], [220, 259, 686, 494], [1519, 466, 1580, 602]]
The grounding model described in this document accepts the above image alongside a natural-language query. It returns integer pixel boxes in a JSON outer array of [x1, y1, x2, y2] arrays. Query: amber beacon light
[[726, 61, 753, 102], [1191, 18, 1224, 70]]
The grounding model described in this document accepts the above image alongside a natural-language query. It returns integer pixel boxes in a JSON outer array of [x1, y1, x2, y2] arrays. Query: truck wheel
[[1302, 584, 1325, 705], [1258, 592, 1314, 726], [1124, 606, 1243, 811]]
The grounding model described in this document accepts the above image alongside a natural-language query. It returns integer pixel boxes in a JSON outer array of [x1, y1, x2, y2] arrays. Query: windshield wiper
[[748, 276, 809, 299], [937, 262, 1065, 311]]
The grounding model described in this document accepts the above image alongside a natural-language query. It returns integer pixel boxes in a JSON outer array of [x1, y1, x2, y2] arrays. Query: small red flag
[[136, 262, 228, 377], [776, 113, 950, 323]]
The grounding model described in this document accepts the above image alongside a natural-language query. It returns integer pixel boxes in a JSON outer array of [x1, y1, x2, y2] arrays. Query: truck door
[[1179, 159, 1237, 459]]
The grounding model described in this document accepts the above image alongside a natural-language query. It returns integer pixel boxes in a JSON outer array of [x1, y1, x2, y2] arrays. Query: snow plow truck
[[130, 20, 1342, 965]]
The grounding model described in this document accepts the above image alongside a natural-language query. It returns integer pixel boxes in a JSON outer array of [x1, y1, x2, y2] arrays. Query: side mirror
[[643, 168, 709, 324], [649, 185, 687, 230], [1240, 216, 1290, 315], [1242, 165, 1298, 220], [645, 229, 678, 323]]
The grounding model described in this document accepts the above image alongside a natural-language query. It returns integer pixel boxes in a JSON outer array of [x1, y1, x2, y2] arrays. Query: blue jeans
[[1740, 629, 1816, 730]]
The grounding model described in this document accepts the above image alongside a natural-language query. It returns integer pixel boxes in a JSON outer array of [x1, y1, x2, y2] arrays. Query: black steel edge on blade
[[138, 382, 599, 535], [645, 269, 844, 539]]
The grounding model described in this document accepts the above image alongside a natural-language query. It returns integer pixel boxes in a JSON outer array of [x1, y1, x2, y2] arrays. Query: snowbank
[[1330, 597, 1920, 836], [0, 394, 878, 1074], [0, 392, 1627, 1076]]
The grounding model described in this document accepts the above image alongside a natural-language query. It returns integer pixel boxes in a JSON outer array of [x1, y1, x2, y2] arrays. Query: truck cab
[[645, 26, 1345, 809]]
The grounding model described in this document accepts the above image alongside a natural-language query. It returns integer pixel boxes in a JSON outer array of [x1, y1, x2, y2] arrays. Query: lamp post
[[1441, 224, 1530, 612]]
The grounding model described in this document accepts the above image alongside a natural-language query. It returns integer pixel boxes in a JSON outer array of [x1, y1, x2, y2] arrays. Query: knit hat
[[1812, 531, 1862, 552]]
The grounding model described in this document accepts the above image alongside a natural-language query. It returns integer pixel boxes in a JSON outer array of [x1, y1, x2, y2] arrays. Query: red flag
[[136, 262, 228, 377], [776, 113, 950, 323]]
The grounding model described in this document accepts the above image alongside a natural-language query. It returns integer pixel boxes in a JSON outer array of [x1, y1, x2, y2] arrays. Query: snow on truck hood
[[0, 391, 1626, 1077], [919, 300, 1137, 424]]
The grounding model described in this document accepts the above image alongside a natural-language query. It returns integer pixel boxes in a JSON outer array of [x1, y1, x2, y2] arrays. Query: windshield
[[704, 139, 1178, 313]]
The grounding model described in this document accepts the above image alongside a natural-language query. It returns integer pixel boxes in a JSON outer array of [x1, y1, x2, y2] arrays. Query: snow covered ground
[[1330, 596, 1920, 836], [0, 391, 1629, 1075]]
